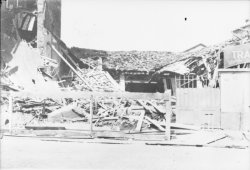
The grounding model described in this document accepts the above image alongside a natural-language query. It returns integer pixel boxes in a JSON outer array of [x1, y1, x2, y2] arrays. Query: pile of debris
[[13, 97, 61, 119], [1, 41, 60, 93], [71, 70, 122, 92], [4, 93, 175, 131]]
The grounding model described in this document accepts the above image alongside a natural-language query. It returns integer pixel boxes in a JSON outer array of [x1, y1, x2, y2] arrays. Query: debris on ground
[[1, 10, 249, 146]]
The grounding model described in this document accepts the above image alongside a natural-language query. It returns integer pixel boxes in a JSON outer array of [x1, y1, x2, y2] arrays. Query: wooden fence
[[176, 88, 221, 129]]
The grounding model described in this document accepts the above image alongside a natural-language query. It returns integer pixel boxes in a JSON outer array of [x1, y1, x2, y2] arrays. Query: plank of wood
[[159, 122, 200, 131], [135, 110, 145, 132], [171, 96, 177, 101], [129, 106, 144, 110], [145, 116, 165, 131], [12, 91, 169, 100], [93, 131, 166, 141], [90, 95, 93, 133], [8, 95, 13, 131], [146, 101, 165, 114], [163, 78, 168, 92], [102, 117, 119, 121], [165, 91, 172, 140], [170, 123, 200, 131], [51, 45, 93, 91], [170, 78, 176, 96], [25, 125, 66, 130], [137, 100, 155, 113]]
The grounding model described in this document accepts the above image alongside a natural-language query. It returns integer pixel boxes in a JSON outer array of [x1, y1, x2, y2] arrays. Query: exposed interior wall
[[1, 0, 37, 67]]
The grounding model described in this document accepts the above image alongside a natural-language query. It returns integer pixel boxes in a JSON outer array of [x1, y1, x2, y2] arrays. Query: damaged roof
[[71, 23, 250, 75], [104, 51, 184, 72], [71, 47, 185, 72]]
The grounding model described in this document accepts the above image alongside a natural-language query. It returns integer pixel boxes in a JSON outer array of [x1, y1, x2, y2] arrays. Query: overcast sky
[[61, 0, 250, 52]]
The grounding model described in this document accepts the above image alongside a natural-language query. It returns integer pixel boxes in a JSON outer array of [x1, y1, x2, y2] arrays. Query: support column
[[89, 95, 94, 135], [162, 78, 168, 93], [197, 76, 203, 88], [170, 78, 176, 96], [97, 57, 103, 71], [119, 73, 126, 91], [8, 94, 13, 133], [165, 90, 171, 140]]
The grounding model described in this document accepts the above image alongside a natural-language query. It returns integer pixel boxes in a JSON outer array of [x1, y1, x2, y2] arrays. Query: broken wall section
[[5, 41, 60, 93]]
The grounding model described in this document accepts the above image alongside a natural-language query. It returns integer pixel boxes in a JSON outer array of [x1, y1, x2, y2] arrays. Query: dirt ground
[[1, 136, 249, 170]]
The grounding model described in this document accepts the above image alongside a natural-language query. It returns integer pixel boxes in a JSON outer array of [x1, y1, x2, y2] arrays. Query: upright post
[[165, 90, 171, 140], [89, 95, 94, 134], [97, 57, 103, 71], [163, 78, 168, 91], [119, 73, 126, 91], [8, 94, 13, 133]]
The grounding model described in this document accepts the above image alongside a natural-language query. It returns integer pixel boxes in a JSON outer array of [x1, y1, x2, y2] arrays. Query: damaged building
[[1, 0, 250, 143]]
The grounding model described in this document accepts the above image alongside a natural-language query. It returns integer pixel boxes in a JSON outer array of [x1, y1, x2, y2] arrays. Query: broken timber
[[165, 90, 172, 140], [51, 45, 93, 91], [9, 90, 172, 140]]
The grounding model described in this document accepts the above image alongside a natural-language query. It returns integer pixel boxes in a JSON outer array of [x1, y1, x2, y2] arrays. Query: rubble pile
[[13, 97, 61, 118], [1, 41, 60, 93], [72, 70, 122, 92], [48, 97, 170, 131], [0, 92, 177, 132]]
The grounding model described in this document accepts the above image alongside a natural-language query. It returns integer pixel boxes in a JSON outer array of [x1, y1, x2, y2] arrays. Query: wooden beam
[[90, 95, 94, 134], [145, 116, 165, 131], [147, 101, 165, 114], [119, 73, 126, 91], [12, 91, 170, 100], [218, 68, 250, 72], [97, 57, 102, 71], [125, 80, 157, 84], [51, 45, 93, 91], [163, 78, 168, 93], [8, 94, 13, 132], [170, 78, 176, 96], [184, 75, 186, 88], [137, 100, 154, 113], [165, 90, 172, 140], [135, 110, 145, 132]]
